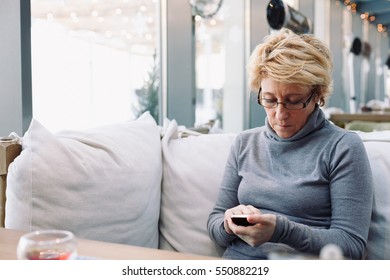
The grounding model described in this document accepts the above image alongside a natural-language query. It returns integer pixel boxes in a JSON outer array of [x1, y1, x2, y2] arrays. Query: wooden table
[[0, 228, 217, 260]]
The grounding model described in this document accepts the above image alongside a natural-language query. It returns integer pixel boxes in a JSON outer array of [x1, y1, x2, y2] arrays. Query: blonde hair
[[247, 28, 333, 106]]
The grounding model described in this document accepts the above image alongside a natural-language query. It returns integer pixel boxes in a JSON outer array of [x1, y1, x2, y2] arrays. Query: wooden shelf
[[329, 113, 390, 128]]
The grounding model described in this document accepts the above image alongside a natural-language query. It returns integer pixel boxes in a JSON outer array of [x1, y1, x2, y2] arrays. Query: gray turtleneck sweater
[[207, 107, 373, 259]]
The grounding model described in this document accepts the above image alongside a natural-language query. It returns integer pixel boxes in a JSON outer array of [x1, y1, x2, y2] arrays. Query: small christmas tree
[[133, 53, 159, 123]]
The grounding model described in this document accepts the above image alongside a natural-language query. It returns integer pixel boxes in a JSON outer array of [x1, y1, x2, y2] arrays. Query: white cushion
[[6, 112, 162, 248], [356, 130, 390, 143], [358, 131, 390, 259], [159, 119, 236, 257]]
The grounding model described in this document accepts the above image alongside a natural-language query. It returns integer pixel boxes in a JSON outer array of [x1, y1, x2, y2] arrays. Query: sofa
[[0, 111, 389, 260]]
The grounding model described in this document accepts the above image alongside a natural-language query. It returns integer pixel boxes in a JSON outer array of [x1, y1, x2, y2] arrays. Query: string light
[[360, 12, 368, 20], [378, 24, 387, 33], [341, 1, 387, 34]]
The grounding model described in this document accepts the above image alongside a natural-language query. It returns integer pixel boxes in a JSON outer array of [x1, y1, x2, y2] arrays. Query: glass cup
[[17, 230, 77, 260]]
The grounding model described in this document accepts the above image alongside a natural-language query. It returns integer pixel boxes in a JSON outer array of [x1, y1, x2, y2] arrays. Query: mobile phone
[[231, 214, 254, 226]]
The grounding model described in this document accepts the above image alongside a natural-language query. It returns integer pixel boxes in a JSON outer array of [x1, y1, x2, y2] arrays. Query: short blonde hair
[[247, 28, 333, 106]]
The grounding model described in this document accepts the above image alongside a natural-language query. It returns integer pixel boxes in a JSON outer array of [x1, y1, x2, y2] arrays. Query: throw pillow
[[6, 112, 162, 248]]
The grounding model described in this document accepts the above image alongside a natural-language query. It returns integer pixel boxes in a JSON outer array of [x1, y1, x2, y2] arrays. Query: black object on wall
[[266, 0, 312, 34]]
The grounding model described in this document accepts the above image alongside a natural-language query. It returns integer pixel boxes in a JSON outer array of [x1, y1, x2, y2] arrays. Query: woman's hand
[[224, 205, 260, 234], [224, 205, 276, 247]]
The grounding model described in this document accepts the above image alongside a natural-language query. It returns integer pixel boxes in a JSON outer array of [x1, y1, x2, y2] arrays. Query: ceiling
[[343, 0, 390, 33]]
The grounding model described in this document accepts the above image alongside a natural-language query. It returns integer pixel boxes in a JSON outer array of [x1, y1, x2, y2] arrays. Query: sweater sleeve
[[271, 132, 373, 259]]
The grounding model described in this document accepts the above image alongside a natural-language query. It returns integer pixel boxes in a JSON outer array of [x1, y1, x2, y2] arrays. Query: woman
[[207, 28, 373, 260]]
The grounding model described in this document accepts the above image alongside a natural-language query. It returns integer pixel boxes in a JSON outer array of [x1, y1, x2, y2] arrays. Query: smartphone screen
[[231, 214, 254, 226]]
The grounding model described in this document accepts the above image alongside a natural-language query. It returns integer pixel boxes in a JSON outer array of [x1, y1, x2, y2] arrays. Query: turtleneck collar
[[265, 105, 326, 142]]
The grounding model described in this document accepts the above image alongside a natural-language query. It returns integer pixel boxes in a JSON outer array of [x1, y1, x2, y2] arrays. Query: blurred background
[[1, 0, 390, 135]]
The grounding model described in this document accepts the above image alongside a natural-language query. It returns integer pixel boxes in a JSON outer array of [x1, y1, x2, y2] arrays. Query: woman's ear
[[312, 86, 324, 106]]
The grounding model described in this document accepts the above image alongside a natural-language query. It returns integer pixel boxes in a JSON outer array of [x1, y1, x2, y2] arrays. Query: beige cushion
[[358, 130, 390, 259], [6, 112, 162, 248], [159, 119, 236, 257]]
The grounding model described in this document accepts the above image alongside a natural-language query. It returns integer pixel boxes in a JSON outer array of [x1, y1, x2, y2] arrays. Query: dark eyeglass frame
[[257, 87, 316, 110]]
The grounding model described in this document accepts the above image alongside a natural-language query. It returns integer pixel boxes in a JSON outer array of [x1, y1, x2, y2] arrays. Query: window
[[31, 0, 159, 132], [194, 0, 247, 133]]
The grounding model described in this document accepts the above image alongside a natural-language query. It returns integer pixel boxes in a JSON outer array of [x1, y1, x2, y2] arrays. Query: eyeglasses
[[257, 88, 315, 110]]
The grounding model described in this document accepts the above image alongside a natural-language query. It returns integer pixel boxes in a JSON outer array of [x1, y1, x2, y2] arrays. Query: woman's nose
[[275, 104, 289, 120]]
